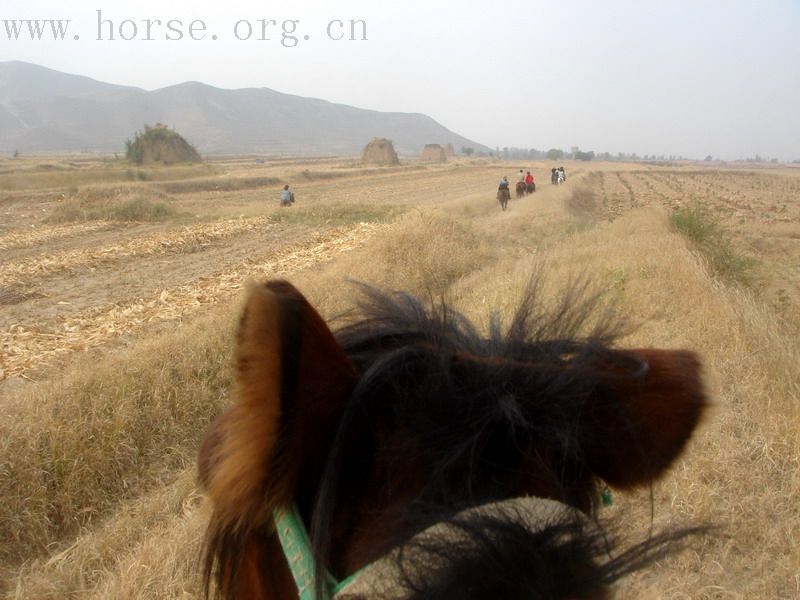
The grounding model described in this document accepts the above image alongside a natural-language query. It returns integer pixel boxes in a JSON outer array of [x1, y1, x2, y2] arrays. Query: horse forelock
[[329, 281, 634, 485], [306, 282, 647, 588]]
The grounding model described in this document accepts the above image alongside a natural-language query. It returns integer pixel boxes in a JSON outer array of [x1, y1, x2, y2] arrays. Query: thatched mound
[[362, 138, 400, 165], [421, 144, 447, 163], [443, 144, 456, 158], [125, 124, 201, 165]]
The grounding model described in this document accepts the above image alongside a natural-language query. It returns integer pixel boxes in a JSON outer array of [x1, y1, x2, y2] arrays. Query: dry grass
[[669, 204, 755, 285], [2, 159, 798, 599], [365, 208, 488, 296], [47, 193, 177, 224], [0, 308, 235, 567], [0, 160, 213, 191], [10, 472, 204, 600]]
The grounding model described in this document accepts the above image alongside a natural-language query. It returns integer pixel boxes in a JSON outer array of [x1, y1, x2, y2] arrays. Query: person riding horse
[[497, 176, 511, 210], [280, 184, 295, 207], [525, 171, 535, 193]]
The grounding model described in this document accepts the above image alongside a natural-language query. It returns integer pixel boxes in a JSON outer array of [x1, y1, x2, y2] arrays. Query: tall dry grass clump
[[9, 472, 205, 600], [564, 172, 602, 218], [47, 186, 177, 223], [0, 308, 236, 569], [366, 208, 487, 296]]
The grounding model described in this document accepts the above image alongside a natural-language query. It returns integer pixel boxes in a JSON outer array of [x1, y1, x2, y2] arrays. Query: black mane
[[307, 280, 656, 598], [393, 509, 695, 600]]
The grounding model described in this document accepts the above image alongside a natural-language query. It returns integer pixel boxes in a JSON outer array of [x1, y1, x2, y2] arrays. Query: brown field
[[1, 155, 798, 599]]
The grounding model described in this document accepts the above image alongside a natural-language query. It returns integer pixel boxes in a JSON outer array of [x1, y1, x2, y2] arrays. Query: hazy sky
[[2, 0, 799, 160]]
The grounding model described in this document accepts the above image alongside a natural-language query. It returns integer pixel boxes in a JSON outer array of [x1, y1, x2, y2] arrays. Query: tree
[[461, 146, 475, 157], [546, 148, 564, 160], [125, 124, 200, 165], [575, 150, 595, 162]]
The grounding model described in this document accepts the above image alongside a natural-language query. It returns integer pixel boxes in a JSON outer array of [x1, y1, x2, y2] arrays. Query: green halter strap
[[273, 506, 362, 600]]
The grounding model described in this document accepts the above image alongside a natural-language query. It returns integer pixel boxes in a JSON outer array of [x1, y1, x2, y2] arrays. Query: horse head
[[198, 280, 707, 599]]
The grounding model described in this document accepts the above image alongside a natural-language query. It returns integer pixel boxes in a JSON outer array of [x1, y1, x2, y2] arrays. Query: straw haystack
[[421, 144, 447, 163], [362, 138, 400, 165], [443, 144, 456, 158]]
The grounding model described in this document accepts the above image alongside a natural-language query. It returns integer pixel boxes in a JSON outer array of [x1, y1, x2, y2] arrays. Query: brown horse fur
[[199, 279, 708, 599], [198, 281, 357, 597]]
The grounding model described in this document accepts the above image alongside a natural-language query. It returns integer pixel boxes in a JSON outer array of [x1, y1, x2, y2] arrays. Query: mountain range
[[0, 61, 488, 156]]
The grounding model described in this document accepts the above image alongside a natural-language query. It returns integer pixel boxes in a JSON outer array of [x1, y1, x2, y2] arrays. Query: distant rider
[[280, 184, 294, 206]]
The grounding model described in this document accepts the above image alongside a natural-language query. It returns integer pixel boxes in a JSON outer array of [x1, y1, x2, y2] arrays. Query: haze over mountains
[[0, 61, 488, 156]]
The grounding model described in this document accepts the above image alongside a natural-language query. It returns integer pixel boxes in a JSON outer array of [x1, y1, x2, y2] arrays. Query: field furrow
[[0, 217, 274, 287], [0, 223, 382, 381], [0, 221, 113, 252]]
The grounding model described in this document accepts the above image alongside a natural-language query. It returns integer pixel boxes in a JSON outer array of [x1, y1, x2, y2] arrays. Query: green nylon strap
[[273, 506, 362, 599]]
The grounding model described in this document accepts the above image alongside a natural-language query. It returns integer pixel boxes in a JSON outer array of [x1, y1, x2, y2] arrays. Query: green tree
[[546, 148, 564, 160], [461, 146, 475, 157]]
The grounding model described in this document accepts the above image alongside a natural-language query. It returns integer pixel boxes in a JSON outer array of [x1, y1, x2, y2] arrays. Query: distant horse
[[551, 168, 559, 185], [516, 181, 527, 199], [497, 187, 510, 210], [199, 280, 707, 600], [526, 182, 536, 194]]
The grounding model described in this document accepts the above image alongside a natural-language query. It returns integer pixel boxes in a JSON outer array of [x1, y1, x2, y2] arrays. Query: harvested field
[[1, 156, 798, 599]]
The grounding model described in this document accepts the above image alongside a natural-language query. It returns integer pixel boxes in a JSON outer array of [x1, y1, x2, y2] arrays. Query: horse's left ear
[[582, 349, 707, 489], [198, 280, 357, 529]]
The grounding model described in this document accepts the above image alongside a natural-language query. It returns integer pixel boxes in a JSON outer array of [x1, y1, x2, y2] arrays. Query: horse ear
[[582, 349, 707, 489], [198, 280, 357, 528]]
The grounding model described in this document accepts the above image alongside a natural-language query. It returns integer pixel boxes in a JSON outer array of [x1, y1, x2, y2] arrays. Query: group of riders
[[551, 166, 567, 185], [282, 165, 566, 211], [496, 167, 566, 210], [498, 167, 566, 194]]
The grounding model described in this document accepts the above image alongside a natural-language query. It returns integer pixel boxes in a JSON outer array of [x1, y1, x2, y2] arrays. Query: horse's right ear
[[198, 280, 357, 530]]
